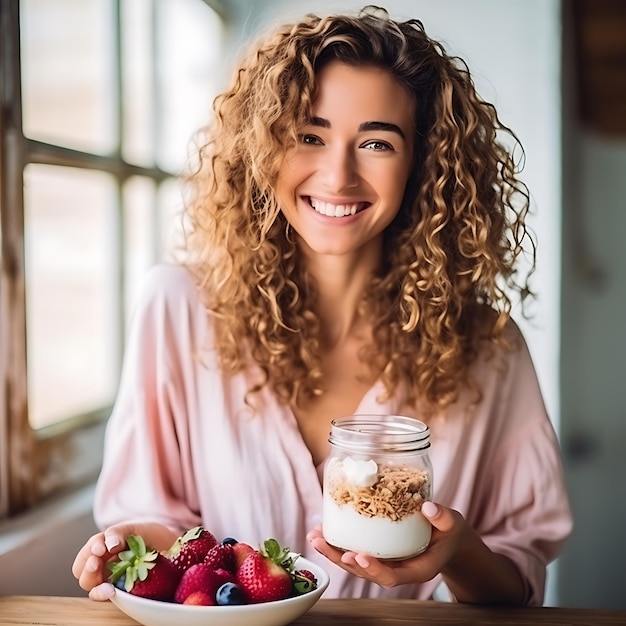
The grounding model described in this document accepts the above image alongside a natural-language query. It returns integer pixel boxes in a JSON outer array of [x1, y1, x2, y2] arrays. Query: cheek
[[394, 162, 414, 202], [275, 189, 300, 223], [379, 167, 411, 208], [274, 176, 301, 223], [274, 169, 294, 202], [275, 159, 307, 202]]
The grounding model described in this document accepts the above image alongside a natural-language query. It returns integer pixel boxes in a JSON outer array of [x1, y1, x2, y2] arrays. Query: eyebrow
[[308, 116, 406, 140]]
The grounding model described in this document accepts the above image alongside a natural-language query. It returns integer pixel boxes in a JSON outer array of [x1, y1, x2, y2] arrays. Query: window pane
[[156, 0, 224, 173], [121, 0, 155, 166], [158, 177, 187, 264], [123, 176, 157, 324], [20, 0, 117, 154], [24, 165, 120, 429]]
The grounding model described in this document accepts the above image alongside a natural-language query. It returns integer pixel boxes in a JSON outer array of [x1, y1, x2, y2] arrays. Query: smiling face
[[275, 60, 415, 261]]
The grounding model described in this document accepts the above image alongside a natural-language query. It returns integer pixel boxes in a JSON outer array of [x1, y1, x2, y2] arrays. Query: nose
[[321, 145, 359, 192]]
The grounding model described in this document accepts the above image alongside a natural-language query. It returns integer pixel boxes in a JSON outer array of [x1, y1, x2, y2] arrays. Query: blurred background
[[1, 0, 624, 609]]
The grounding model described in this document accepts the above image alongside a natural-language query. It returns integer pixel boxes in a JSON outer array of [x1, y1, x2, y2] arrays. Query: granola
[[328, 463, 430, 521]]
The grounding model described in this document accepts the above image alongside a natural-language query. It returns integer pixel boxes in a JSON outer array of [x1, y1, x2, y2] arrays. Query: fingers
[[72, 521, 181, 598], [307, 528, 366, 572], [102, 521, 145, 553], [342, 551, 401, 588], [307, 504, 464, 588], [75, 537, 118, 593], [106, 521, 179, 553], [71, 532, 106, 580], [90, 536, 107, 557], [103, 530, 124, 553], [307, 530, 345, 565], [421, 501, 458, 533], [72, 525, 132, 594], [88, 582, 116, 601], [307, 526, 400, 587], [306, 524, 323, 539], [76, 554, 105, 593]]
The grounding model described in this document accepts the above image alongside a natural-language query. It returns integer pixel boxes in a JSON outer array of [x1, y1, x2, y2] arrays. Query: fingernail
[[105, 535, 120, 551], [355, 553, 370, 568], [91, 582, 115, 601], [101, 583, 115, 599], [422, 501, 438, 518]]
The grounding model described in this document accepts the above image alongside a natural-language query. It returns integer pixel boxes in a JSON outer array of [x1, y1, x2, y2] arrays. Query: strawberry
[[107, 535, 181, 602], [297, 569, 317, 583], [236, 538, 296, 604], [203, 542, 235, 573], [232, 542, 255, 569], [166, 526, 217, 572], [174, 563, 233, 604], [183, 590, 215, 605]]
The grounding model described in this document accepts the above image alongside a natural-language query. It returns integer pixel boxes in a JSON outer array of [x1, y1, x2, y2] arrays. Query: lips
[[308, 196, 368, 217]]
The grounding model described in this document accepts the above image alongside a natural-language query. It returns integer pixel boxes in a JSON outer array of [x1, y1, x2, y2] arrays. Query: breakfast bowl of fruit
[[107, 526, 330, 626]]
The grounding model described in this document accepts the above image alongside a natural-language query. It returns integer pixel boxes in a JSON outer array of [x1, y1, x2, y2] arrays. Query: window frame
[[0, 0, 227, 518]]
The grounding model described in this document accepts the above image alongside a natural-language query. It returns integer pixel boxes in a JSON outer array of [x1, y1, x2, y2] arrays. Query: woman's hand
[[308, 501, 526, 604], [71, 522, 179, 601], [307, 501, 463, 588]]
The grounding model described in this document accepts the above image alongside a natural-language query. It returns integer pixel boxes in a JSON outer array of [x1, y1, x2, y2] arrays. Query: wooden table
[[1, 596, 625, 625]]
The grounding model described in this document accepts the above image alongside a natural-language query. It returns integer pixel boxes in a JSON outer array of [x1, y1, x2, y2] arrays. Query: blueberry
[[113, 573, 126, 591], [216, 582, 245, 605], [221, 537, 238, 546]]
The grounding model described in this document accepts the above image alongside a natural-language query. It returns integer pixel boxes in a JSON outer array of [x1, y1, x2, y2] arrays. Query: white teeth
[[309, 197, 360, 217]]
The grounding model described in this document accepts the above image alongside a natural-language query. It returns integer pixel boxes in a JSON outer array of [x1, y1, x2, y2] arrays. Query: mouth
[[307, 196, 369, 217]]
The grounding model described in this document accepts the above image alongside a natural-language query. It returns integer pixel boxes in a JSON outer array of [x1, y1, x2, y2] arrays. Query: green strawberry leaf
[[260, 538, 297, 570], [107, 559, 129, 580], [126, 535, 147, 557], [291, 572, 317, 595], [293, 578, 314, 594], [106, 534, 157, 592]]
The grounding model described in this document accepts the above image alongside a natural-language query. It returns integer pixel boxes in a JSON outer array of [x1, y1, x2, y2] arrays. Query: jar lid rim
[[329, 414, 430, 452], [331, 414, 429, 432]]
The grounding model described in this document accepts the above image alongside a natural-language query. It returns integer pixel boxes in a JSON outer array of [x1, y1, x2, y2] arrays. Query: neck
[[301, 240, 381, 348]]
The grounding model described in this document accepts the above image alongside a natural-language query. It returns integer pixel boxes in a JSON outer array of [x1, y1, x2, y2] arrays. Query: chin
[[300, 238, 357, 257]]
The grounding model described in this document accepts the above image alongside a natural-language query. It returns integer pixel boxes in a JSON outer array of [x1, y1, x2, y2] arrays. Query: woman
[[72, 6, 572, 605]]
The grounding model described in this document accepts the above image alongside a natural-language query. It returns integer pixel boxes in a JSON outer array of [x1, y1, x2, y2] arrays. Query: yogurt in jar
[[322, 455, 432, 559]]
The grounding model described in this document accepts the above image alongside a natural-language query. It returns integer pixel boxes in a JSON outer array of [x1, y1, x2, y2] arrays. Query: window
[[0, 0, 226, 517]]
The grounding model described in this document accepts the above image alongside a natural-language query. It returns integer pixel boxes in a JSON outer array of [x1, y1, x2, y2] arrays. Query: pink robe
[[94, 264, 573, 604]]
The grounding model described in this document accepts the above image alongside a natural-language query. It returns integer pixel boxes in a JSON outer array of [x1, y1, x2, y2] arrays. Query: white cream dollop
[[342, 457, 378, 487]]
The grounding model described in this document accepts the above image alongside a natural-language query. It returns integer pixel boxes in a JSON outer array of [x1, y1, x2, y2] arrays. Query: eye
[[361, 140, 394, 152], [300, 134, 323, 146]]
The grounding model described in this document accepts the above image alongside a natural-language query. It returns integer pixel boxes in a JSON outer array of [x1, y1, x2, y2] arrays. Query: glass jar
[[322, 414, 433, 560]]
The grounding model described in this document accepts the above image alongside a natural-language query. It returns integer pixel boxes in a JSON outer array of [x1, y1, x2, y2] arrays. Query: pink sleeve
[[474, 332, 573, 606], [93, 265, 204, 532]]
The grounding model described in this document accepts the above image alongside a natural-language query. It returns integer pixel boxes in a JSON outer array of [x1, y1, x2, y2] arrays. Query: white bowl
[[110, 555, 330, 626]]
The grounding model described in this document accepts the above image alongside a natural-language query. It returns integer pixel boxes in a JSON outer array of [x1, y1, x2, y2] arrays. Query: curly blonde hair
[[180, 5, 535, 414]]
